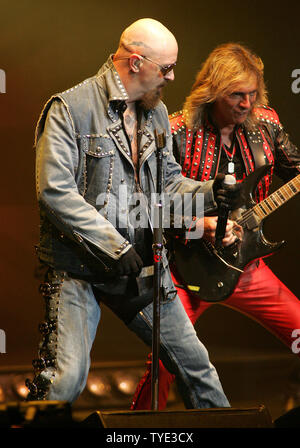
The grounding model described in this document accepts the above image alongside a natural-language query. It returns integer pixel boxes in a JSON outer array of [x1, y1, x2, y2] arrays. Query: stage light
[[15, 383, 28, 399], [113, 372, 140, 396], [86, 374, 111, 398], [13, 376, 29, 399], [0, 385, 5, 403]]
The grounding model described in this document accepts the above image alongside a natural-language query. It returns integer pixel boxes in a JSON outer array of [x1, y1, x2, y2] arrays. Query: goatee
[[138, 87, 163, 111]]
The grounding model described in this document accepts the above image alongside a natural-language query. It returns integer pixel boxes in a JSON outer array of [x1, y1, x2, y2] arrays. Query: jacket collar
[[96, 55, 154, 122], [96, 55, 129, 107]]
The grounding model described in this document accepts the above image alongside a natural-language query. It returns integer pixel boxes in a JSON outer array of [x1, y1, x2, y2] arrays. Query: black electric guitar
[[173, 165, 300, 302]]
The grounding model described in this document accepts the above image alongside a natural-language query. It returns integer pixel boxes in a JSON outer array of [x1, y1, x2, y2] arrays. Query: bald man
[[26, 19, 231, 408]]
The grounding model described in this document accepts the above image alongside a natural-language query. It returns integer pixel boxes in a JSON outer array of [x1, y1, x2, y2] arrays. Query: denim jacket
[[35, 56, 216, 283]]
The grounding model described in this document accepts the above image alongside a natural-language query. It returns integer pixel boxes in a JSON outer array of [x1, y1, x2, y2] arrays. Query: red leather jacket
[[170, 106, 300, 202]]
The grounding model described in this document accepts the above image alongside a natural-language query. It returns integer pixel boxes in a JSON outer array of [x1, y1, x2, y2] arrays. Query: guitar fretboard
[[254, 173, 300, 220], [237, 173, 300, 226]]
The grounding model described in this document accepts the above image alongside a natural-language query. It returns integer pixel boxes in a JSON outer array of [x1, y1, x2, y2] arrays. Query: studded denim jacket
[[35, 56, 216, 279]]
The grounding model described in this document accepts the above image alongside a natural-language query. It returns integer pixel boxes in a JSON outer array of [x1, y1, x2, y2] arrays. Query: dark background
[[0, 0, 299, 369]]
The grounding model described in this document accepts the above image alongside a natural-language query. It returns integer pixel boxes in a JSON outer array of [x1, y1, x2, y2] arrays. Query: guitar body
[[173, 165, 287, 302]]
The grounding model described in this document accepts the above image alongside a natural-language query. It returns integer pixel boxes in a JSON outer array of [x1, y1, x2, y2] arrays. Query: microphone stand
[[151, 129, 166, 411]]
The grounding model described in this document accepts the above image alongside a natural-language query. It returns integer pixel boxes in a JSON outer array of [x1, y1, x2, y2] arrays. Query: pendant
[[228, 161, 235, 174]]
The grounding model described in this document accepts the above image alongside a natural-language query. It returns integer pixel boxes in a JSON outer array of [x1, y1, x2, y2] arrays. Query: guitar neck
[[252, 173, 300, 220]]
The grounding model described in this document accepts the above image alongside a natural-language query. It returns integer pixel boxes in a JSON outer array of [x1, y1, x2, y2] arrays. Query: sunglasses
[[140, 55, 177, 76]]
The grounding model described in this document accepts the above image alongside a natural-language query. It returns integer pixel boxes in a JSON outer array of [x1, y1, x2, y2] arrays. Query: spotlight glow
[[114, 372, 139, 396], [0, 385, 5, 402], [16, 384, 29, 398], [13, 376, 30, 399], [86, 375, 111, 397]]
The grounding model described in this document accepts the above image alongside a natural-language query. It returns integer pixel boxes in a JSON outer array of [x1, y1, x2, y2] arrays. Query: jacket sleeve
[[266, 109, 300, 182], [274, 125, 300, 182], [35, 98, 131, 261], [161, 114, 217, 235], [165, 114, 217, 213]]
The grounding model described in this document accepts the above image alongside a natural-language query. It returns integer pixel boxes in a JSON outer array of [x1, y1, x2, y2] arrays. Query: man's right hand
[[116, 247, 143, 277], [198, 216, 243, 247], [213, 173, 243, 210]]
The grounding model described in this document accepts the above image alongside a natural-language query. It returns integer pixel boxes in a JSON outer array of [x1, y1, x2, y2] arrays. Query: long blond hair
[[184, 43, 268, 129]]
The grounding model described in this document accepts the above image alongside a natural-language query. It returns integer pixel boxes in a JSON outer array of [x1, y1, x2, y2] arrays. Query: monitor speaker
[[82, 406, 273, 428]]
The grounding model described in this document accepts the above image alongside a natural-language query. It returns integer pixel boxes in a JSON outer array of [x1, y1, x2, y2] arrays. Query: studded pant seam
[[26, 270, 65, 400]]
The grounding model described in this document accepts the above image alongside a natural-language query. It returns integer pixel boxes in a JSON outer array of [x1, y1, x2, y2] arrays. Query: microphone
[[215, 174, 236, 249]]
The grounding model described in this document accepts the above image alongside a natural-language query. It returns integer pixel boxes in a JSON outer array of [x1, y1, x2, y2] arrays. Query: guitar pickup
[[245, 211, 261, 230]]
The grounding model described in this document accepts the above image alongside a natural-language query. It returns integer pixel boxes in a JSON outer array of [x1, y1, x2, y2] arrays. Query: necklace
[[222, 143, 236, 174], [221, 126, 238, 174]]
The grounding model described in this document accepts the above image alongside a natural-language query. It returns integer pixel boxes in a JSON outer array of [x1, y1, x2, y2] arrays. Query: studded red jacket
[[170, 106, 300, 202]]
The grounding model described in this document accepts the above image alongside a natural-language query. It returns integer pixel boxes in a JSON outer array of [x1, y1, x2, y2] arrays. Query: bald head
[[113, 19, 177, 104], [117, 18, 178, 60]]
